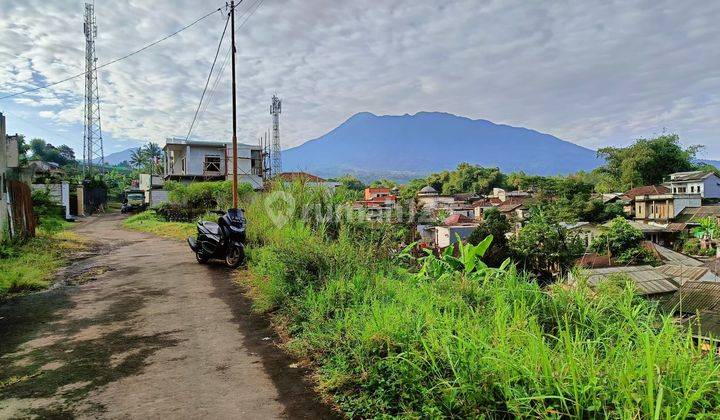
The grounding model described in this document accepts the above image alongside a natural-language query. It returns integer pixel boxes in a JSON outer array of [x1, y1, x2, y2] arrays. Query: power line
[[0, 7, 223, 101], [184, 13, 231, 141], [186, 0, 264, 138]]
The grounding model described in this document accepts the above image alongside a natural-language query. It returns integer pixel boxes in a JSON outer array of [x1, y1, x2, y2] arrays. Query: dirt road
[[0, 213, 338, 419]]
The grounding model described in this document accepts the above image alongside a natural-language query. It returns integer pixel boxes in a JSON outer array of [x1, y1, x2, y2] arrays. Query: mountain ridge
[[282, 111, 603, 181]]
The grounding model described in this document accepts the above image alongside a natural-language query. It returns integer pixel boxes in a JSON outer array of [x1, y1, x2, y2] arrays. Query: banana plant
[[418, 234, 495, 277], [692, 217, 718, 240]]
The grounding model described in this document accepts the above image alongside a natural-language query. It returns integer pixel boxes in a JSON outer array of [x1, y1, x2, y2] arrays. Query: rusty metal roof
[[655, 265, 714, 285], [662, 281, 720, 314], [581, 266, 679, 296], [649, 243, 705, 267]]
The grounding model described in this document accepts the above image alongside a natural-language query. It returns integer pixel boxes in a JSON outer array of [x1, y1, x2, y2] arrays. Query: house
[[665, 171, 720, 199], [353, 187, 398, 221], [490, 188, 531, 203], [620, 185, 671, 217], [560, 222, 601, 247], [634, 193, 701, 223], [278, 172, 340, 191], [163, 138, 263, 189], [416, 185, 475, 219]]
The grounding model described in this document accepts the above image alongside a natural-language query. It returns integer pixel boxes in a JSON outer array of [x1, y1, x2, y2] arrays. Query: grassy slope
[[122, 211, 195, 241], [240, 184, 720, 418], [0, 227, 86, 298]]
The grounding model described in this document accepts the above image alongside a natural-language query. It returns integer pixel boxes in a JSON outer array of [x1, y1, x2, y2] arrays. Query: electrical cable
[[185, 14, 231, 141], [0, 7, 224, 101]]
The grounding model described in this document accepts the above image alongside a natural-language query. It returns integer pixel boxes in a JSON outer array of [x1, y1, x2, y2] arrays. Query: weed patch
[[0, 230, 86, 298], [241, 183, 720, 418], [122, 211, 195, 241]]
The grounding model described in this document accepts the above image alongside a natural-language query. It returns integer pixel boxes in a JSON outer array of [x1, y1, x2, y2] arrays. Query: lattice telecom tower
[[270, 95, 282, 177], [82, 2, 104, 173]]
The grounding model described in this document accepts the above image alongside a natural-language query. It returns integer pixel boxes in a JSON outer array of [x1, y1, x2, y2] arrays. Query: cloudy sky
[[1, 0, 719, 159]]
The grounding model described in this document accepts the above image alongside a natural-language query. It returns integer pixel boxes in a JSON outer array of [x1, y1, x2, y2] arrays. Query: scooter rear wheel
[[196, 252, 209, 264], [225, 245, 244, 268]]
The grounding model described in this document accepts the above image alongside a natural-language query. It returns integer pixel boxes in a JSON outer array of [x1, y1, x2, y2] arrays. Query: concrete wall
[[435, 225, 477, 249], [31, 182, 71, 219], [702, 175, 720, 199]]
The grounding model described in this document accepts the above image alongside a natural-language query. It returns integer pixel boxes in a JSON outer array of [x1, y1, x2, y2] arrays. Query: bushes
[[165, 180, 253, 217], [242, 184, 720, 418], [0, 230, 85, 297]]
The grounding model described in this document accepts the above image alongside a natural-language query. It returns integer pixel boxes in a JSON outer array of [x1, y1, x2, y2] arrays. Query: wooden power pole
[[230, 0, 239, 208]]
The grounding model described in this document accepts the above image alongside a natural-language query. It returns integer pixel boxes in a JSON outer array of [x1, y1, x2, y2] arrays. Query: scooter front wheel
[[225, 245, 245, 268], [196, 252, 209, 264]]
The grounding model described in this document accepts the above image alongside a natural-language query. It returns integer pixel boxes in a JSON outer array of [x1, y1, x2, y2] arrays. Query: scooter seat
[[199, 221, 221, 235]]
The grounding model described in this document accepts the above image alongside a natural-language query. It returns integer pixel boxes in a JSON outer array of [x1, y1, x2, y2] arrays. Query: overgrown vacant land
[[238, 183, 720, 418]]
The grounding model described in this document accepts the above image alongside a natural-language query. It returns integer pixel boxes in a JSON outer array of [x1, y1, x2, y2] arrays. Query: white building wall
[[673, 196, 702, 217], [702, 175, 720, 199]]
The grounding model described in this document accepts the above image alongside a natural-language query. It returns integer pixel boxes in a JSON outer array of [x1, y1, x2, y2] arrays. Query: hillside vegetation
[[240, 182, 720, 418]]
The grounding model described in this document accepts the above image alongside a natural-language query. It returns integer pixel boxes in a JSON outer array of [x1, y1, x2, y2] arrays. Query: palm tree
[[129, 148, 147, 169], [144, 142, 162, 160], [143, 142, 164, 175]]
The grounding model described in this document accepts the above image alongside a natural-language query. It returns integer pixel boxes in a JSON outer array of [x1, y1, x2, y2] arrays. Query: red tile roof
[[622, 185, 670, 200], [443, 214, 476, 226]]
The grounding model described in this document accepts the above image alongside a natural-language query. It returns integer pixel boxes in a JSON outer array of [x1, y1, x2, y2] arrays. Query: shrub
[[241, 182, 720, 418]]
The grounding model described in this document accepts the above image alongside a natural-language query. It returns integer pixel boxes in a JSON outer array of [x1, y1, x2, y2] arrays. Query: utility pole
[[230, 0, 239, 208]]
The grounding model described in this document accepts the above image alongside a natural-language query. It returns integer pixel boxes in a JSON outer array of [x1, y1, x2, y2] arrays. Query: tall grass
[[0, 229, 86, 298], [241, 183, 720, 418]]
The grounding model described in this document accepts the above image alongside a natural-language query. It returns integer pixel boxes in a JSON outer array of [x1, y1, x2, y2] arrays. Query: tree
[[335, 174, 365, 191], [129, 148, 147, 168], [441, 163, 504, 195], [28, 138, 75, 165], [510, 210, 584, 282], [596, 134, 702, 190], [590, 217, 657, 265], [57, 145, 76, 162], [468, 207, 511, 267]]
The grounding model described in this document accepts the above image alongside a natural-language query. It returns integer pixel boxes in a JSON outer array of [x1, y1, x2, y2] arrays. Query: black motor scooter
[[187, 208, 246, 268]]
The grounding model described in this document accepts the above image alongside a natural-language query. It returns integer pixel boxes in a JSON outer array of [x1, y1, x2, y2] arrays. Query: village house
[[163, 138, 264, 189], [665, 171, 720, 199], [416, 185, 475, 219], [634, 193, 701, 223], [560, 221, 602, 247], [353, 187, 398, 221], [620, 185, 671, 217]]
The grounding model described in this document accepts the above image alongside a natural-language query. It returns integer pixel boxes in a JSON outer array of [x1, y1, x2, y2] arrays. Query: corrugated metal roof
[[675, 206, 720, 223], [650, 243, 705, 267], [656, 265, 712, 285], [669, 171, 713, 182], [662, 281, 720, 314], [582, 265, 679, 295]]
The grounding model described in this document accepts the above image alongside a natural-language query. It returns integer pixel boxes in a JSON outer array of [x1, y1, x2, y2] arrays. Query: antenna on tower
[[270, 95, 282, 177], [83, 2, 104, 174]]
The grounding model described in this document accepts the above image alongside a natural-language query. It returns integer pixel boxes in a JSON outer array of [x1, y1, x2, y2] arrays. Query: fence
[[7, 180, 36, 239]]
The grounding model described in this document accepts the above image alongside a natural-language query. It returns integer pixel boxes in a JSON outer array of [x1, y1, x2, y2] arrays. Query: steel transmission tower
[[82, 2, 104, 173], [270, 95, 282, 177]]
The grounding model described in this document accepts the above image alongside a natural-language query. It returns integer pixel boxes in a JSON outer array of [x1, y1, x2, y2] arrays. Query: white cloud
[[0, 0, 719, 158]]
